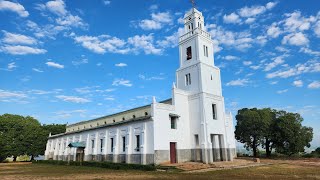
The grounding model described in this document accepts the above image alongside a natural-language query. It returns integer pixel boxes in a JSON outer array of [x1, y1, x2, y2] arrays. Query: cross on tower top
[[190, 0, 196, 8]]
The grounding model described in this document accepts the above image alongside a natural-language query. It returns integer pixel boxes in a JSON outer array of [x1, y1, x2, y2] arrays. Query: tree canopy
[[235, 108, 313, 157], [0, 114, 66, 161]]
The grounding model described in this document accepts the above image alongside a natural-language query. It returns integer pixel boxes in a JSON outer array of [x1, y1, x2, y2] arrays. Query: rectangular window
[[186, 46, 192, 60], [212, 104, 217, 119], [122, 136, 126, 152], [135, 135, 140, 152], [110, 138, 114, 152], [91, 140, 95, 149], [206, 46, 208, 57], [185, 73, 191, 86], [170, 117, 177, 129], [195, 134, 199, 147], [100, 139, 104, 153], [204, 45, 208, 57]]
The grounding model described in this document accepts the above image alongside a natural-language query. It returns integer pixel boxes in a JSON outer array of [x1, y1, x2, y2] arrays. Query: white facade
[[45, 8, 236, 164]]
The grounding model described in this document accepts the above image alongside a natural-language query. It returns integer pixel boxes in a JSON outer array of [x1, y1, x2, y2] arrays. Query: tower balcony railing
[[179, 27, 211, 42]]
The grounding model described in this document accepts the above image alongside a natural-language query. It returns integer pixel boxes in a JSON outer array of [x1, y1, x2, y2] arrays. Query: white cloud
[[151, 12, 172, 23], [105, 88, 116, 92], [0, 0, 29, 17], [0, 45, 46, 55], [226, 78, 250, 86], [56, 95, 90, 103], [270, 81, 278, 85], [103, 0, 111, 5], [293, 80, 303, 87], [277, 89, 288, 94], [105, 97, 115, 101], [128, 34, 162, 55], [115, 63, 127, 67], [315, 21, 320, 37], [282, 32, 309, 46], [139, 12, 172, 30], [6, 62, 17, 71], [267, 23, 282, 38], [149, 4, 158, 11], [157, 27, 184, 48], [139, 20, 161, 30], [223, 55, 238, 61], [112, 79, 132, 87], [74, 35, 128, 54], [283, 11, 315, 32], [139, 74, 165, 81], [243, 61, 252, 66], [308, 81, 320, 89], [238, 5, 266, 17], [266, 2, 277, 10], [207, 24, 255, 51], [223, 13, 241, 24], [72, 57, 88, 65], [32, 68, 44, 73], [266, 60, 320, 78], [0, 89, 26, 98], [250, 65, 260, 70], [300, 47, 320, 56], [36, 0, 87, 29], [56, 14, 87, 28], [245, 18, 255, 24], [46, 61, 64, 69], [2, 31, 37, 45], [264, 55, 287, 71], [54, 109, 87, 118], [45, 0, 67, 16], [275, 46, 290, 53]]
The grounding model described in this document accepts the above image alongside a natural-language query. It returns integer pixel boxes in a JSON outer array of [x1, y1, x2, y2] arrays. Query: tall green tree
[[235, 108, 313, 157], [0, 114, 66, 161], [235, 108, 267, 157], [272, 112, 313, 156], [42, 124, 66, 136]]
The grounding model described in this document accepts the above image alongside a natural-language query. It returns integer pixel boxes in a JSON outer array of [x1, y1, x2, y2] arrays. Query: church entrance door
[[170, 142, 177, 163]]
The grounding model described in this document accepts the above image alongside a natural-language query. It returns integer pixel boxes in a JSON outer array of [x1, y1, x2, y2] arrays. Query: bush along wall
[[32, 160, 156, 171]]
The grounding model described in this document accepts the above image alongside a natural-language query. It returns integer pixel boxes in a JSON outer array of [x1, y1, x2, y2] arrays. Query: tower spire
[[190, 0, 196, 8]]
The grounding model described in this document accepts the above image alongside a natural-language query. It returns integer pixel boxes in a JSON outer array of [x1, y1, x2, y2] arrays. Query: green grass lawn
[[0, 160, 319, 180]]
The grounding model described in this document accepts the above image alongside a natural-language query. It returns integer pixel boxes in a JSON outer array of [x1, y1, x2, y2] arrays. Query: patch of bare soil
[[163, 158, 261, 172]]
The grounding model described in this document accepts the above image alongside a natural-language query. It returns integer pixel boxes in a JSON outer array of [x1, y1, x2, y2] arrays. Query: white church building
[[45, 8, 236, 165]]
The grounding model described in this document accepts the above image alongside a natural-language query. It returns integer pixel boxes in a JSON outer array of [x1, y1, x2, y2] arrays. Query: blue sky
[[0, 0, 319, 148]]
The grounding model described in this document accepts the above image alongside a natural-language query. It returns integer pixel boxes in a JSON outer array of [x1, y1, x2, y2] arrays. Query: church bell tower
[[175, 7, 231, 163], [176, 8, 222, 96]]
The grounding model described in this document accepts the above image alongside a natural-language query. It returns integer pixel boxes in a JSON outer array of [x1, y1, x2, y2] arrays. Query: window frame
[[110, 138, 114, 153], [212, 104, 217, 120], [135, 135, 140, 152], [186, 46, 192, 60], [122, 136, 126, 152], [170, 116, 177, 129]]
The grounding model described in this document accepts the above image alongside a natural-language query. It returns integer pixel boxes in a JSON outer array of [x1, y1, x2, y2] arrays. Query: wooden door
[[170, 142, 176, 163]]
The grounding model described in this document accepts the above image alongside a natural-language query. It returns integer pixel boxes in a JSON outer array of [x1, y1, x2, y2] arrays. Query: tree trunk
[[253, 137, 257, 157], [13, 156, 17, 162], [30, 155, 34, 161], [266, 138, 271, 158]]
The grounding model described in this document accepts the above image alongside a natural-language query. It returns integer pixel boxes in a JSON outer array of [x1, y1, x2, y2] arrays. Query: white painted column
[[104, 130, 108, 155], [94, 132, 99, 156], [141, 122, 147, 164], [126, 126, 132, 163], [113, 129, 119, 163], [72, 136, 76, 161], [85, 134, 90, 161]]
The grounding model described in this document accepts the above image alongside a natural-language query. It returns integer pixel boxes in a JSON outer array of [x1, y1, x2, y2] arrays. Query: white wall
[[45, 119, 154, 158]]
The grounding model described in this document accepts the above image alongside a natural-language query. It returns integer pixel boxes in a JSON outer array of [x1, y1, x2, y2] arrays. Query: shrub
[[32, 160, 156, 171]]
